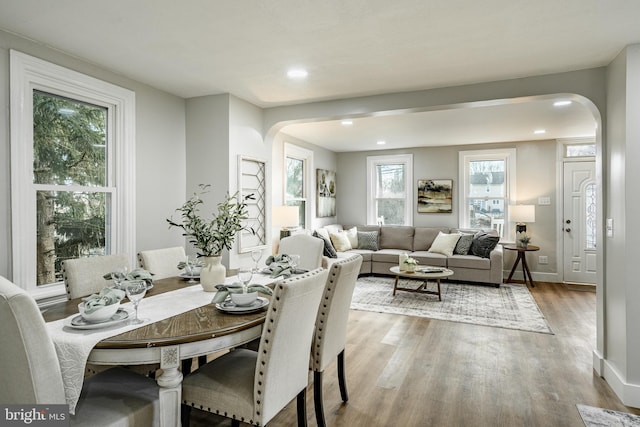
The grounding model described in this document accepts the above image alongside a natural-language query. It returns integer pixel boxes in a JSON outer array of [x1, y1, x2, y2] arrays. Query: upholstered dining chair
[[181, 268, 330, 427], [138, 246, 187, 280], [0, 275, 160, 426], [311, 254, 363, 427], [62, 253, 130, 299], [278, 233, 324, 271]]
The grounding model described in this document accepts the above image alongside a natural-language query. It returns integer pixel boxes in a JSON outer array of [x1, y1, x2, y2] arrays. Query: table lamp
[[509, 204, 535, 240], [273, 205, 299, 239]]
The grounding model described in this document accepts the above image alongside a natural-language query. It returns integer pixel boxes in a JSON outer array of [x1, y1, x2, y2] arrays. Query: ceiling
[[1, 0, 639, 151]]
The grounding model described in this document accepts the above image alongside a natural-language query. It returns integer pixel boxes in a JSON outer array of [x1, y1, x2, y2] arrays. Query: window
[[459, 149, 516, 239], [367, 154, 413, 225], [565, 143, 596, 158], [10, 51, 135, 300], [284, 143, 313, 229]]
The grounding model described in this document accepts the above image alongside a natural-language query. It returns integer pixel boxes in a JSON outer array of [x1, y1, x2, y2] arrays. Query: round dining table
[[43, 275, 270, 426]]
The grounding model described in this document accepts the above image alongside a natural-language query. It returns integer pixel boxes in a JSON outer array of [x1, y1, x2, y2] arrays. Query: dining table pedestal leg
[[157, 346, 183, 426]]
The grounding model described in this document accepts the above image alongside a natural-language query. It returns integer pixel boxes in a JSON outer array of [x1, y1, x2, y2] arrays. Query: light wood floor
[[190, 282, 639, 426]]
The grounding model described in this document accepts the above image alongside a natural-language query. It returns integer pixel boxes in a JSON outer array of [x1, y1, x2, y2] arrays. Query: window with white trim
[[459, 149, 516, 239], [367, 154, 413, 225], [10, 51, 135, 300], [284, 143, 313, 229]]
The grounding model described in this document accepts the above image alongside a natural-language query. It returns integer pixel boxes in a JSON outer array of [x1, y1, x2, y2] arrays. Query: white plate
[[112, 282, 154, 291], [65, 308, 130, 329], [215, 297, 269, 314], [180, 272, 200, 280]]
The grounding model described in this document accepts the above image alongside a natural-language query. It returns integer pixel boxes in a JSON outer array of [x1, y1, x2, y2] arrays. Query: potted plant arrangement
[[517, 233, 531, 249], [167, 184, 254, 291], [403, 256, 419, 272]]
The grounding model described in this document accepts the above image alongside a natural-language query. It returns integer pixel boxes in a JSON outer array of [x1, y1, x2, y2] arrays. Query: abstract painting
[[417, 179, 453, 213]]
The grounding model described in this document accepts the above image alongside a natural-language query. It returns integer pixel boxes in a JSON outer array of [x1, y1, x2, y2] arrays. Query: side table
[[503, 244, 540, 287]]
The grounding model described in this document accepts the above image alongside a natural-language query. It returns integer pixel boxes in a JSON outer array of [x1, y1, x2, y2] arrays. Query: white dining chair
[[311, 255, 363, 427], [138, 246, 186, 280], [0, 275, 160, 426], [62, 254, 130, 300], [278, 233, 324, 271], [181, 268, 329, 427]]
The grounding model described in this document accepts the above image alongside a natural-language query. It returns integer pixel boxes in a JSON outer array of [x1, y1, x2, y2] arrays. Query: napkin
[[83, 288, 125, 313], [264, 254, 294, 278], [211, 282, 273, 303]]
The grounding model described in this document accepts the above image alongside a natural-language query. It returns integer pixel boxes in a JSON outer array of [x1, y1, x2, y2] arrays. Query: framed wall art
[[417, 179, 453, 213], [316, 168, 336, 217], [237, 155, 267, 252]]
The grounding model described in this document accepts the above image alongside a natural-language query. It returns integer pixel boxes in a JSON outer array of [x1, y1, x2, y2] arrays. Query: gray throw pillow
[[357, 231, 379, 251], [469, 232, 500, 258], [454, 233, 474, 255], [313, 231, 337, 258]]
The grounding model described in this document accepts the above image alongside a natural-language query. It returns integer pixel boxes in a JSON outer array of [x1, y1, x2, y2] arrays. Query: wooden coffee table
[[389, 266, 454, 301]]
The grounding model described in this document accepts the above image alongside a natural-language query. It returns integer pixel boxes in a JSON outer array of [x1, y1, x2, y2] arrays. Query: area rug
[[350, 276, 553, 334], [577, 404, 640, 426]]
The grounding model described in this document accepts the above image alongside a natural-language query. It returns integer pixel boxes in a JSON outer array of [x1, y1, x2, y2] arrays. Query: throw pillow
[[428, 232, 461, 257], [315, 228, 331, 241], [330, 231, 352, 252], [313, 231, 337, 258], [454, 233, 474, 255], [345, 226, 358, 248], [469, 231, 500, 258], [357, 231, 379, 251]]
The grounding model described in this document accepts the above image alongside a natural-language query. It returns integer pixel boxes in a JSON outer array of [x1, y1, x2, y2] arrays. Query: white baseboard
[[592, 349, 604, 376], [502, 270, 561, 283], [602, 357, 640, 409]]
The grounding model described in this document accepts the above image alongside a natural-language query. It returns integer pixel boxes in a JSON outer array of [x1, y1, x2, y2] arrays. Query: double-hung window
[[367, 154, 413, 225], [459, 149, 516, 239], [10, 51, 135, 300], [284, 143, 313, 229]]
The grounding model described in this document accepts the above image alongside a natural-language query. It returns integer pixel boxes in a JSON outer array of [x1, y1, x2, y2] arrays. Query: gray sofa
[[321, 224, 503, 286]]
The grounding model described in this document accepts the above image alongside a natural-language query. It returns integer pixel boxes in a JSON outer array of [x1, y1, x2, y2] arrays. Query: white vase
[[200, 256, 226, 292]]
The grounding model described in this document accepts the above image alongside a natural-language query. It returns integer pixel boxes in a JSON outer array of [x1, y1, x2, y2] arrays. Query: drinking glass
[[290, 255, 300, 273], [185, 257, 197, 284], [125, 280, 147, 325], [250, 249, 263, 273], [238, 267, 253, 289], [112, 266, 129, 289]]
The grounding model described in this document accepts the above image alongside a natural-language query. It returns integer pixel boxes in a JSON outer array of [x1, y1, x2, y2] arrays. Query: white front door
[[563, 161, 596, 284]]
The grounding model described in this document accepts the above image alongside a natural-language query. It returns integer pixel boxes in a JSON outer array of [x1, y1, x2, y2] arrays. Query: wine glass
[[125, 280, 147, 325], [185, 257, 197, 284], [290, 255, 300, 273], [112, 266, 129, 289], [250, 249, 262, 273], [238, 267, 253, 290]]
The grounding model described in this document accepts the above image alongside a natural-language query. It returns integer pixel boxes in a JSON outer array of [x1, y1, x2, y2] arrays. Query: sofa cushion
[[379, 226, 414, 251], [428, 232, 461, 256], [372, 249, 407, 264], [454, 233, 474, 255], [323, 224, 344, 234], [469, 232, 500, 258], [347, 249, 373, 262], [313, 231, 337, 258], [357, 231, 379, 251], [413, 227, 450, 251], [330, 231, 352, 252], [409, 251, 448, 267], [448, 254, 491, 270]]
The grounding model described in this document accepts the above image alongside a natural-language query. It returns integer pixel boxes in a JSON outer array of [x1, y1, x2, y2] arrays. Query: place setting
[[211, 267, 272, 314], [178, 257, 202, 284]]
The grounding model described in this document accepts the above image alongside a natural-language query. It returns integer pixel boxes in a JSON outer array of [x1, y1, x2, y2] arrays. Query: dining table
[[43, 273, 276, 427]]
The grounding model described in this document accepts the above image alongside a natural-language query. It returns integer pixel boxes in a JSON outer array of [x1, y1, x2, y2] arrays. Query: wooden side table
[[503, 244, 540, 287], [389, 266, 454, 301]]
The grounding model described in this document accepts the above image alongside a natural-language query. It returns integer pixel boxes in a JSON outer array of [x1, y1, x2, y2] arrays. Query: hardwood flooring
[[189, 282, 639, 426]]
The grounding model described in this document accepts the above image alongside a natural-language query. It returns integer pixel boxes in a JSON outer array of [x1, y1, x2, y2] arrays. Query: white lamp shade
[[509, 205, 535, 223], [273, 206, 299, 228]]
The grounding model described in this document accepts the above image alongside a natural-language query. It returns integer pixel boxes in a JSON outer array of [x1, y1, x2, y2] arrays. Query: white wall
[[0, 30, 187, 281]]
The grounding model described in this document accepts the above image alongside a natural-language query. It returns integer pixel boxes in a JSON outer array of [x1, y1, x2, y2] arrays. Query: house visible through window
[[10, 50, 135, 300], [459, 149, 516, 239], [367, 154, 413, 225]]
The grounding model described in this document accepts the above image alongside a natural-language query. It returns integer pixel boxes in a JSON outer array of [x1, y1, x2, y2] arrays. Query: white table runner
[[46, 273, 275, 414]]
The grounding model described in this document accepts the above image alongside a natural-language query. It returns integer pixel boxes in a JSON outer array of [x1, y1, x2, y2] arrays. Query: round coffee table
[[389, 266, 454, 301]]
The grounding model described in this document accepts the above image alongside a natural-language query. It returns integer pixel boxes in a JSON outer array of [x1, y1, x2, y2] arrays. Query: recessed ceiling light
[[534, 129, 546, 135], [377, 140, 386, 145], [341, 120, 353, 126], [553, 100, 572, 107], [287, 68, 308, 79]]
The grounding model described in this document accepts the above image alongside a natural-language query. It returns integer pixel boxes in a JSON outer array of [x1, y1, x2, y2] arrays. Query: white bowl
[[78, 301, 120, 323], [230, 292, 258, 306]]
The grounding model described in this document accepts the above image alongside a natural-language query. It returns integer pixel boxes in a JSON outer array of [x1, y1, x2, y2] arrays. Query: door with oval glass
[[562, 161, 596, 284]]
